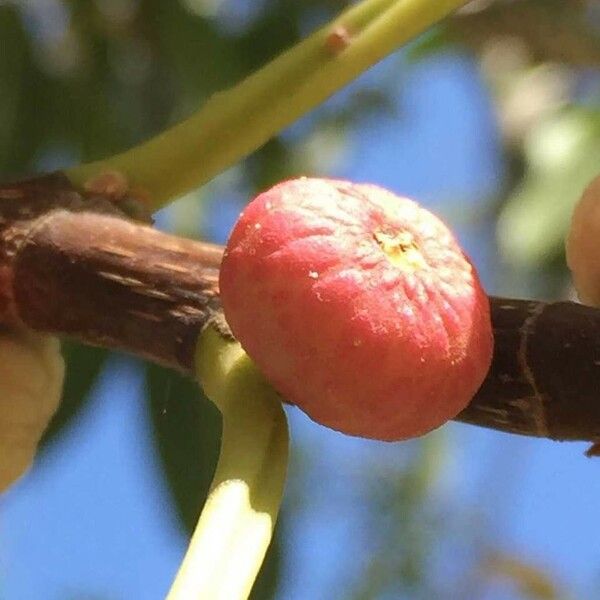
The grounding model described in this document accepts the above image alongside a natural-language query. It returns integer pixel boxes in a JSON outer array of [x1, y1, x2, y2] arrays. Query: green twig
[[67, 0, 469, 210], [167, 325, 289, 600]]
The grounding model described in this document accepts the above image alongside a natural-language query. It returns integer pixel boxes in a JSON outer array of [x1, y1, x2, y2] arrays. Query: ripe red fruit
[[219, 178, 493, 441]]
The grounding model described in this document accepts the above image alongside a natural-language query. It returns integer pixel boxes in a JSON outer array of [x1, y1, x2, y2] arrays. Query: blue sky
[[1, 49, 598, 600]]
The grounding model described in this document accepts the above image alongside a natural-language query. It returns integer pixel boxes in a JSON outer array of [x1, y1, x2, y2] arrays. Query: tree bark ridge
[[12, 210, 223, 371], [456, 298, 600, 443]]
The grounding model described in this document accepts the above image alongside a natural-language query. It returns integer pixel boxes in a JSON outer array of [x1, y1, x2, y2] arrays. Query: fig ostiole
[[219, 177, 493, 441]]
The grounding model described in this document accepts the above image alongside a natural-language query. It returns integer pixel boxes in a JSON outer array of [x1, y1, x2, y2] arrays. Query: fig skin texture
[[219, 178, 493, 441], [566, 175, 600, 307]]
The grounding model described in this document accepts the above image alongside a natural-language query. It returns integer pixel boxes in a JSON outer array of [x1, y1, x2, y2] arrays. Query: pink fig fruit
[[219, 178, 493, 441]]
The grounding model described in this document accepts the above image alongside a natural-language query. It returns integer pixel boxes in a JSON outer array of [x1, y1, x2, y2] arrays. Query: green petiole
[[166, 325, 289, 600], [67, 0, 469, 210]]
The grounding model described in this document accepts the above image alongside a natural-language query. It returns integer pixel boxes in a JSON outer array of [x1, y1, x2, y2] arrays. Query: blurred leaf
[[146, 0, 239, 104], [448, 0, 600, 69], [0, 6, 45, 176], [351, 434, 448, 600], [406, 26, 452, 63], [41, 342, 107, 447], [0, 7, 27, 172], [497, 108, 600, 267], [145, 363, 221, 533], [483, 552, 562, 600]]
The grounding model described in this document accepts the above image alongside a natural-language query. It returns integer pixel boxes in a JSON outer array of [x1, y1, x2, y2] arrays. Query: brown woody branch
[[2, 174, 600, 446], [0, 173, 223, 371]]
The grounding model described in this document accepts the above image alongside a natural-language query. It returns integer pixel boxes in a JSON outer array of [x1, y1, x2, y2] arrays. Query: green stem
[[67, 0, 469, 210], [167, 325, 289, 600]]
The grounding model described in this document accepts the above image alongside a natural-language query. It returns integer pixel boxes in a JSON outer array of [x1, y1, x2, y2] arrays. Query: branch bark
[[2, 174, 599, 445], [0, 174, 223, 371]]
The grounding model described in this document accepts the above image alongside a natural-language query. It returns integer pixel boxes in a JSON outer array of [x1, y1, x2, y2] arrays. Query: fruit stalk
[[167, 325, 289, 600]]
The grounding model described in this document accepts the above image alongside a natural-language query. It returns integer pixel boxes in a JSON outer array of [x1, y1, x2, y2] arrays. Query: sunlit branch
[[66, 0, 469, 210]]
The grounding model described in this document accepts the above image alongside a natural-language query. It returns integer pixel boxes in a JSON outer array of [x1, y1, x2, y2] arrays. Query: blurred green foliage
[[1, 0, 599, 597], [499, 109, 600, 269]]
